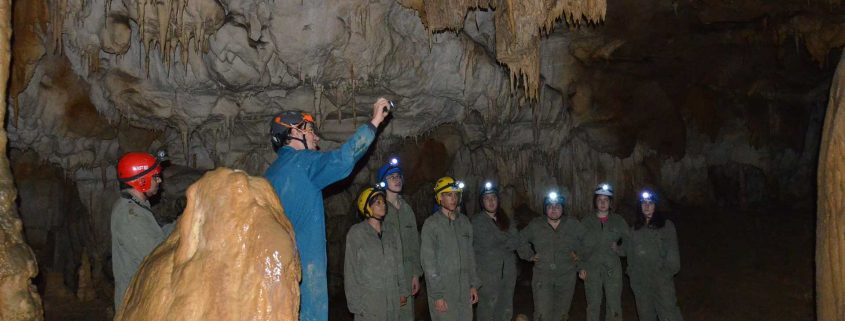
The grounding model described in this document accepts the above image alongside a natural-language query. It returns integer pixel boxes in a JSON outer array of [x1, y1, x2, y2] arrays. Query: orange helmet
[[117, 151, 166, 193]]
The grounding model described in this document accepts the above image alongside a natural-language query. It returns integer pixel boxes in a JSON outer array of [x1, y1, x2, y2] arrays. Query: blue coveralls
[[265, 124, 376, 321]]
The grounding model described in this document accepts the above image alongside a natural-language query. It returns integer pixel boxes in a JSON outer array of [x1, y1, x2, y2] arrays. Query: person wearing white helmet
[[517, 190, 589, 321], [471, 181, 522, 321], [626, 190, 684, 321], [420, 177, 480, 321], [581, 183, 629, 321]]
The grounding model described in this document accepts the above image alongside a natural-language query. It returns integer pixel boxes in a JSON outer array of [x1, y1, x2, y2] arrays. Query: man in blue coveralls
[[265, 98, 391, 321]]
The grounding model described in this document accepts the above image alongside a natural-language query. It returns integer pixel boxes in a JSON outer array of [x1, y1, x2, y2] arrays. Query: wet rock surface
[[117, 168, 300, 321]]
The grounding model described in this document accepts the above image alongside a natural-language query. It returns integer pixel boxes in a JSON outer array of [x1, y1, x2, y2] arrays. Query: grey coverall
[[110, 194, 166, 310], [471, 212, 521, 321], [626, 220, 684, 321], [420, 210, 480, 321], [384, 197, 421, 321], [517, 216, 589, 321], [344, 221, 408, 321], [581, 213, 629, 321]]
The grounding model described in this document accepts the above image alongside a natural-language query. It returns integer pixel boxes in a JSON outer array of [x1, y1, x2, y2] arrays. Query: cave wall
[[6, 0, 841, 310]]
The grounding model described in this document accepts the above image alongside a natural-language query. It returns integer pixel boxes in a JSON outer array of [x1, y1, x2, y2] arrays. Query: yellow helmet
[[357, 184, 386, 218], [433, 176, 465, 205]]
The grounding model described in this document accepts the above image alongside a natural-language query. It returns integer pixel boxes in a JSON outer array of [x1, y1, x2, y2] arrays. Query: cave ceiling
[[7, 0, 844, 214]]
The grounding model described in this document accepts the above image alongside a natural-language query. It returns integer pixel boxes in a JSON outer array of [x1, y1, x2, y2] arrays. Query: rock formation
[[116, 168, 300, 321], [817, 51, 845, 321], [0, 0, 44, 319]]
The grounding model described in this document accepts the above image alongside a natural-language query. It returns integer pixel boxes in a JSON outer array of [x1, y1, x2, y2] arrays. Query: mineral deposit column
[[0, 0, 45, 320]]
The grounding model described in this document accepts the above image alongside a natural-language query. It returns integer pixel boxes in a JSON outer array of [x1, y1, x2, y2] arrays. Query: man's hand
[[470, 287, 479, 304], [579, 269, 587, 280], [434, 299, 449, 313], [411, 276, 420, 296], [530, 254, 540, 262], [370, 98, 390, 127], [399, 296, 408, 306]]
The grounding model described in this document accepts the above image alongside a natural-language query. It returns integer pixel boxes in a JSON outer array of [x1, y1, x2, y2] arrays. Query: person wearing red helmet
[[110, 150, 168, 310]]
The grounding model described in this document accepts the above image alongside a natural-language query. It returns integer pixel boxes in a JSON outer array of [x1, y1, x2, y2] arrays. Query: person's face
[[370, 195, 386, 219], [482, 194, 498, 214], [545, 203, 563, 220], [596, 195, 611, 212], [296, 123, 320, 150], [440, 191, 459, 212], [386, 173, 403, 192], [145, 173, 162, 196], [641, 201, 655, 219]]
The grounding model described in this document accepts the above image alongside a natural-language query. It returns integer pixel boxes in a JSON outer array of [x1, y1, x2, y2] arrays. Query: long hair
[[634, 201, 666, 230], [480, 195, 510, 231]]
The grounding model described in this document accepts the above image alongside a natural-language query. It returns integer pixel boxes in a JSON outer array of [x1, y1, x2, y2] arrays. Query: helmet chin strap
[[288, 130, 309, 150]]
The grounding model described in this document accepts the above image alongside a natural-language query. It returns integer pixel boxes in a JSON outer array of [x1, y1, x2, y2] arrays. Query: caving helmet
[[480, 181, 498, 197], [270, 111, 316, 151], [357, 183, 387, 218], [117, 150, 167, 193], [543, 191, 565, 208], [377, 157, 402, 186], [434, 176, 464, 205], [594, 183, 614, 197], [639, 190, 658, 204]]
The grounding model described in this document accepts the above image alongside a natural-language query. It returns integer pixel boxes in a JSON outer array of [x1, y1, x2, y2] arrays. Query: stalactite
[[401, 0, 606, 100], [314, 83, 324, 130]]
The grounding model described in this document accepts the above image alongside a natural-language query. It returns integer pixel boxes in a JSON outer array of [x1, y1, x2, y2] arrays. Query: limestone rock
[[115, 168, 300, 321]]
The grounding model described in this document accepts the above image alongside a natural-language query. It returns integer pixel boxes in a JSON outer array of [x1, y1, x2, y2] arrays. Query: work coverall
[[471, 212, 521, 321], [265, 123, 376, 321], [626, 220, 684, 321], [110, 194, 166, 310], [517, 216, 589, 321], [344, 221, 408, 321], [420, 210, 480, 321], [384, 196, 421, 320], [582, 213, 629, 321]]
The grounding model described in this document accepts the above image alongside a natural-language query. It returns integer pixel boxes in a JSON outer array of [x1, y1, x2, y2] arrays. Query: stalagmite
[[0, 0, 44, 319], [817, 51, 845, 321], [115, 168, 300, 321]]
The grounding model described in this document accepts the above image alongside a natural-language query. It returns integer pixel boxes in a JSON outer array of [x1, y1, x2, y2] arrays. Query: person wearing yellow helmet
[[581, 183, 630, 321], [516, 190, 590, 321], [421, 177, 480, 321], [344, 185, 409, 321]]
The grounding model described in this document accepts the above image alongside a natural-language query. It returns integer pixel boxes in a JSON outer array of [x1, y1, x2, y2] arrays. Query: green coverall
[[626, 220, 684, 321], [517, 216, 589, 321], [344, 221, 408, 321], [471, 212, 521, 321], [384, 197, 421, 321], [110, 194, 167, 310], [420, 210, 480, 321], [581, 213, 629, 321]]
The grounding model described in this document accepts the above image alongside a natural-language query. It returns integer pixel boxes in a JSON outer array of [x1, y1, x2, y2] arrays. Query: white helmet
[[594, 183, 614, 197]]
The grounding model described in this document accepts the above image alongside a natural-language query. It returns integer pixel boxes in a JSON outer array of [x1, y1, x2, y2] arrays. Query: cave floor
[[42, 205, 814, 321]]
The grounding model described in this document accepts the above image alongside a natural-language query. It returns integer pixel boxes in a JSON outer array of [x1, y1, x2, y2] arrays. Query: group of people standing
[[110, 97, 684, 321], [347, 160, 685, 321]]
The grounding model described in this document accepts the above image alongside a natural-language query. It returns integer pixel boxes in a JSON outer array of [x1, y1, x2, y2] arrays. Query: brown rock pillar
[[0, 0, 45, 320], [818, 51, 845, 320], [116, 168, 300, 321]]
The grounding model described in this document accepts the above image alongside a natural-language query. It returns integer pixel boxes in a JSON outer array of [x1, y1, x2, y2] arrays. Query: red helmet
[[117, 152, 164, 193]]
